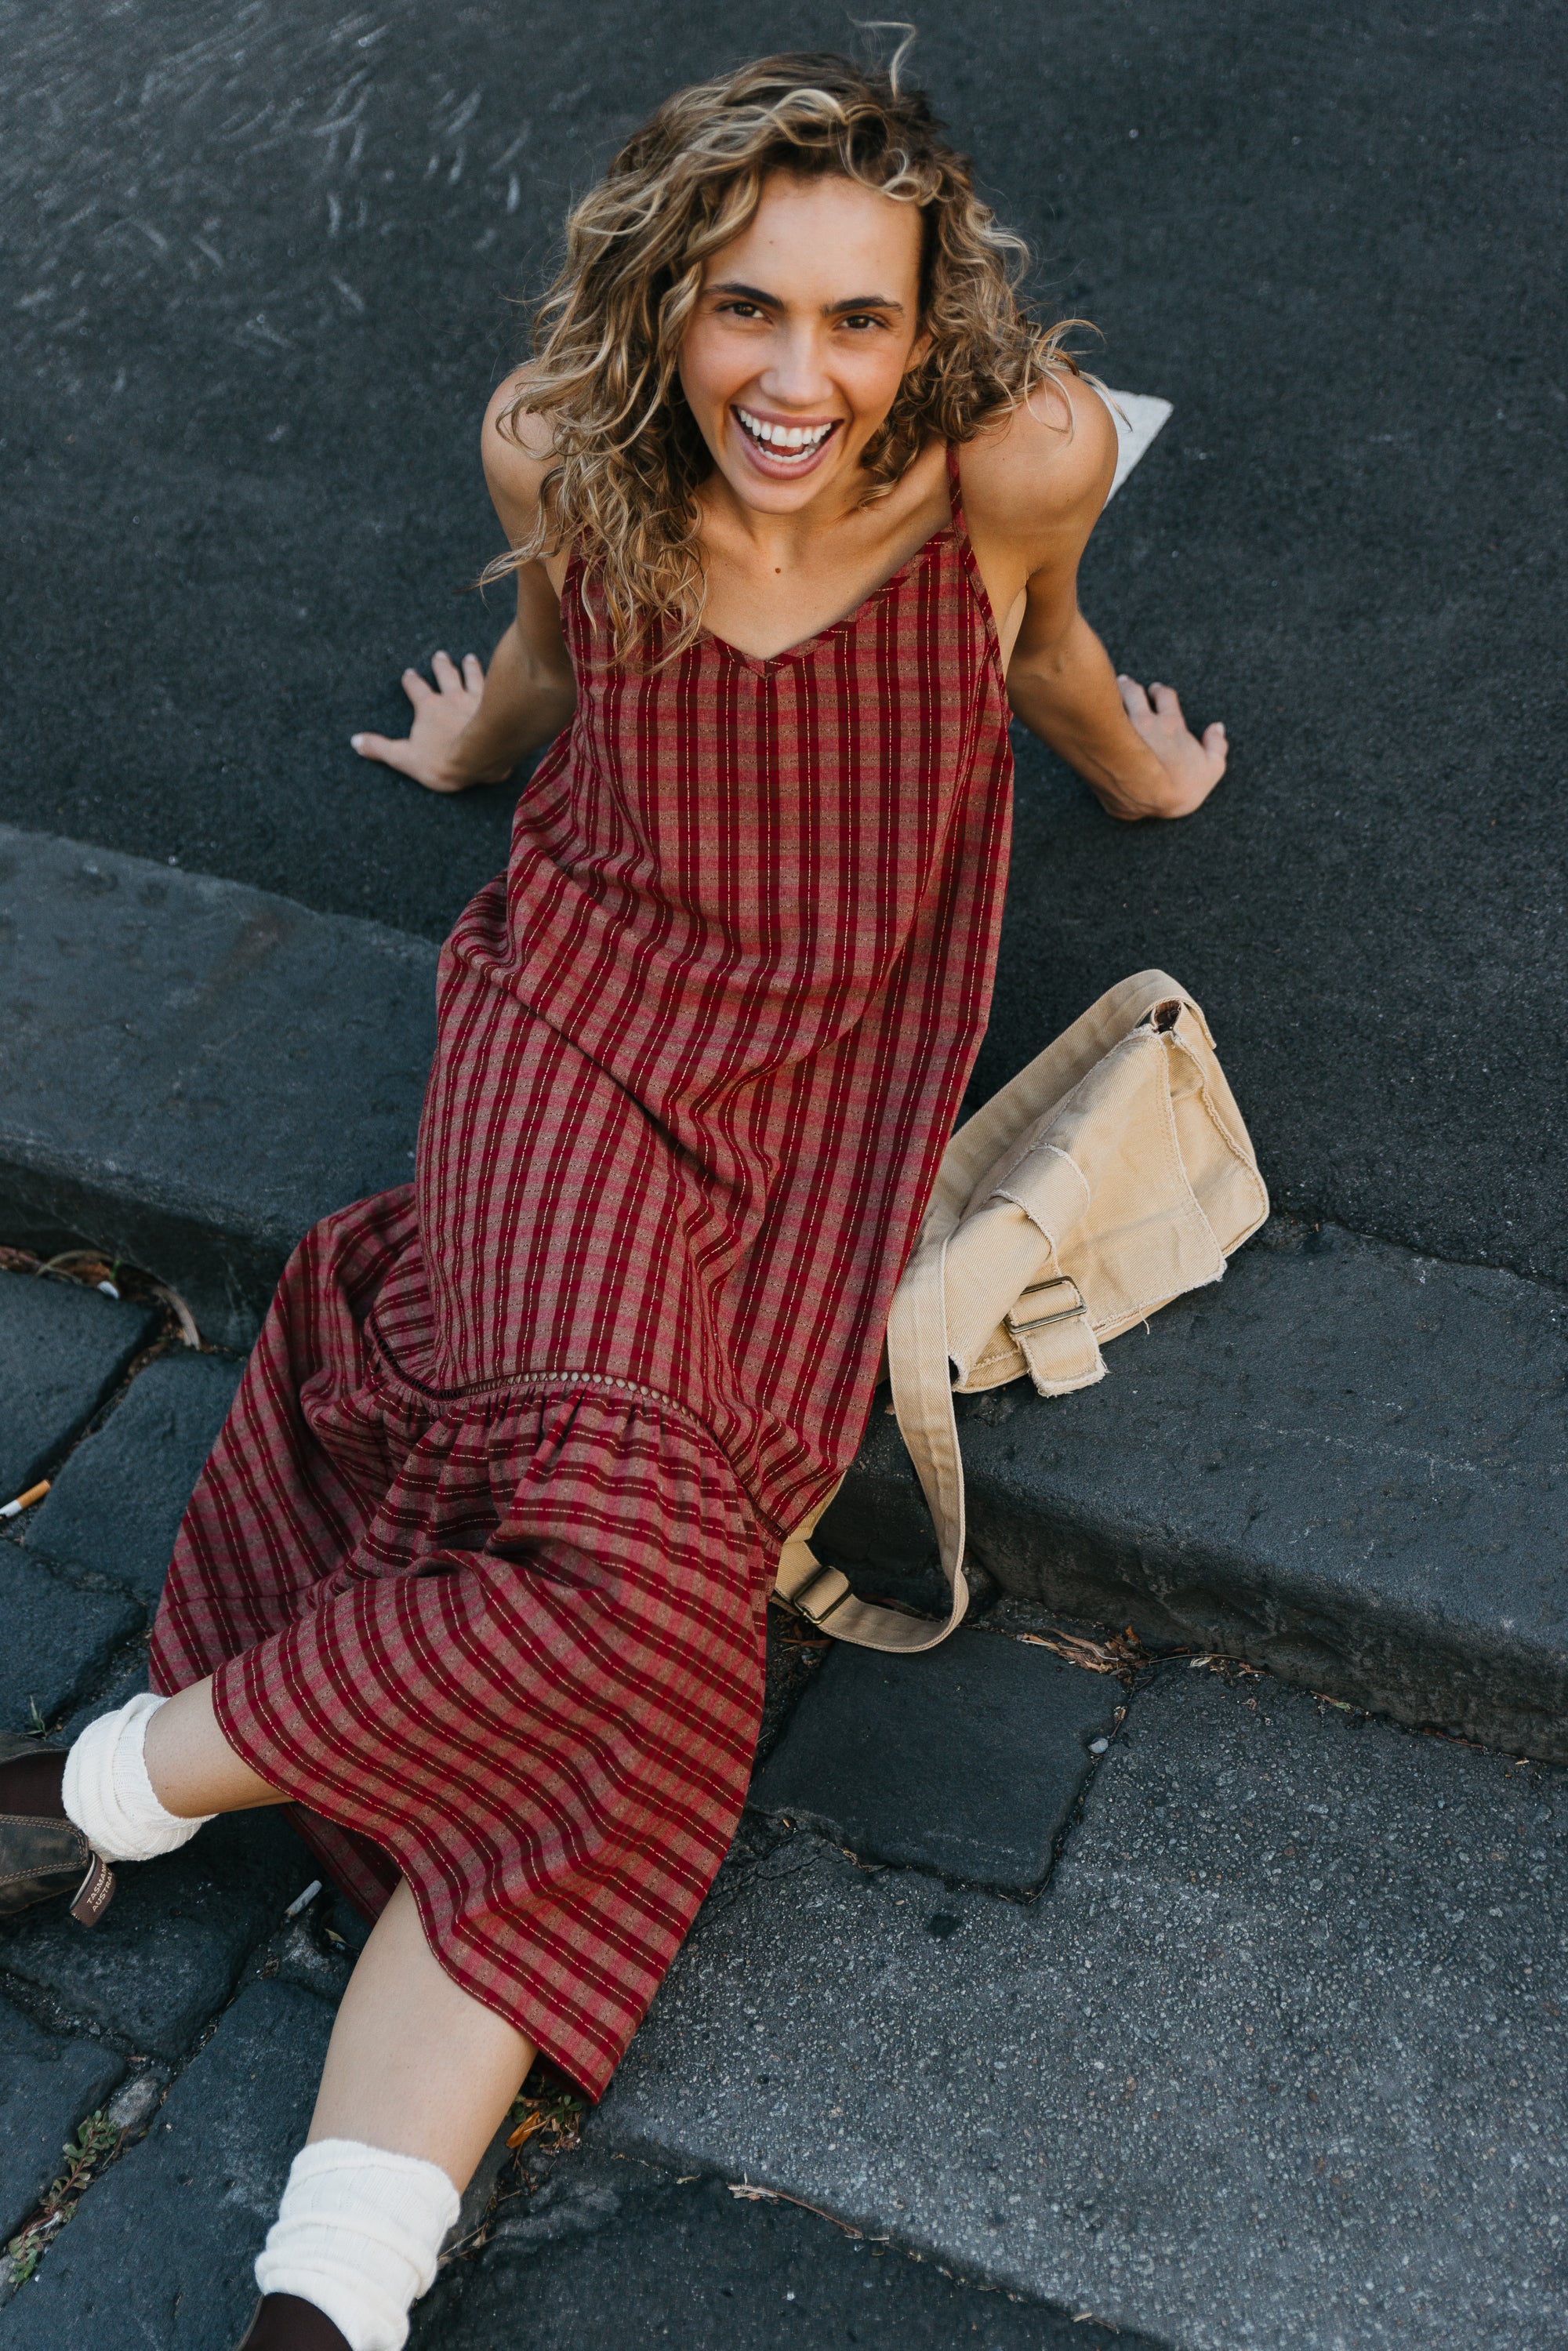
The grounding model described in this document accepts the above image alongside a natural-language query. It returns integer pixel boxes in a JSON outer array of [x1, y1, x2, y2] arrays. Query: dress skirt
[[151, 1188, 770, 2100]]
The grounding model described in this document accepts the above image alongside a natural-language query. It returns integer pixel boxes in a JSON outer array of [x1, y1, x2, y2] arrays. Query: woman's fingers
[[1202, 720, 1229, 775], [1148, 681, 1186, 724], [356, 651, 487, 792], [401, 652, 485, 707], [351, 731, 420, 776], [351, 730, 468, 792], [1116, 673, 1152, 720]]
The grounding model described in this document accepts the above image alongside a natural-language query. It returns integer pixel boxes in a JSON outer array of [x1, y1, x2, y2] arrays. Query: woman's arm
[[964, 377, 1226, 821], [1006, 598, 1226, 822], [352, 376, 577, 794]]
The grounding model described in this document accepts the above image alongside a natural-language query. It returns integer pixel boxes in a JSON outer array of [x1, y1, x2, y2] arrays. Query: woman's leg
[[242, 1887, 535, 2348], [141, 1675, 283, 1815], [309, 1882, 535, 2181], [142, 1680, 535, 2182], [137, 1679, 535, 2348]]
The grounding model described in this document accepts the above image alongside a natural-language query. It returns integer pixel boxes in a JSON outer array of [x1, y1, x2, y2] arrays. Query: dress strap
[[940, 439, 1002, 668], [944, 441, 965, 530]]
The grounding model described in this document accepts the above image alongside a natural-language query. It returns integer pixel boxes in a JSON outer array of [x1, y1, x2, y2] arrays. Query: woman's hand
[[1102, 677, 1228, 820], [352, 651, 511, 794]]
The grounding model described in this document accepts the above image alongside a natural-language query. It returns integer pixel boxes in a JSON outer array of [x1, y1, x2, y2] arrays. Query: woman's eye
[[840, 314, 886, 333]]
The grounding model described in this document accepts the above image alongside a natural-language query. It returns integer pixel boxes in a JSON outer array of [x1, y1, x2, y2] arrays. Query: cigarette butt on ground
[[0, 1481, 50, 1520], [283, 1879, 324, 1921]]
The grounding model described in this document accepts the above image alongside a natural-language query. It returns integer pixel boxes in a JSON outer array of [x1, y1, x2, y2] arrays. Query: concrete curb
[[0, 825, 437, 1349], [2, 828, 1562, 1756], [819, 1223, 1568, 1761]]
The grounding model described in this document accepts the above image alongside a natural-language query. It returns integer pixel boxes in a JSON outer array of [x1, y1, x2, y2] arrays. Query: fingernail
[[350, 735, 363, 749]]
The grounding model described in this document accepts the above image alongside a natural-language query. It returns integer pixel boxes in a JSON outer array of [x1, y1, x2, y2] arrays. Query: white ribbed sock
[[61, 1692, 213, 1862], [253, 2140, 461, 2351]]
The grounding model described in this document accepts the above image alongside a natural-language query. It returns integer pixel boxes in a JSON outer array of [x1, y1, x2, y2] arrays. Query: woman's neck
[[691, 437, 952, 663]]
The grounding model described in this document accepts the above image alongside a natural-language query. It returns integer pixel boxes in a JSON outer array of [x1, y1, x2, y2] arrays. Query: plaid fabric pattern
[[151, 453, 1014, 2095]]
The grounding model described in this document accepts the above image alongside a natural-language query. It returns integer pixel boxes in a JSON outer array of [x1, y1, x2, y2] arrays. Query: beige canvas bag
[[775, 971, 1269, 1653]]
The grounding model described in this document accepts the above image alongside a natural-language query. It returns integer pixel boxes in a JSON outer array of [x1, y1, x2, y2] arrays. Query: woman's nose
[[757, 328, 833, 406]]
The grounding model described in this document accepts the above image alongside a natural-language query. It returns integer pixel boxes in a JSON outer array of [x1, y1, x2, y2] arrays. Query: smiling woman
[[0, 46, 1227, 2351], [354, 52, 1225, 809], [474, 56, 1073, 668]]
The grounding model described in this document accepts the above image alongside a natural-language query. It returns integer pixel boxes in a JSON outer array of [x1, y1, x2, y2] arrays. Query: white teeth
[[735, 408, 833, 460]]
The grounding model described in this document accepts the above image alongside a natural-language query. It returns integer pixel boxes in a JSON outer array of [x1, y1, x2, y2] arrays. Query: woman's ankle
[[62, 1695, 213, 1862], [0, 1750, 67, 1819]]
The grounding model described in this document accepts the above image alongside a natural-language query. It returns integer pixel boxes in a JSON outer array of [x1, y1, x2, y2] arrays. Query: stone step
[[750, 1628, 1120, 1892], [0, 1957, 1152, 2351], [819, 1219, 1568, 1762], [0, 1977, 336, 2346], [2, 826, 1563, 1756], [0, 1809, 307, 2064], [20, 1350, 245, 1616], [0, 1271, 156, 1498], [0, 825, 437, 1353], [0, 2001, 124, 2248], [0, 1553, 142, 1735], [597, 1668, 1567, 2351]]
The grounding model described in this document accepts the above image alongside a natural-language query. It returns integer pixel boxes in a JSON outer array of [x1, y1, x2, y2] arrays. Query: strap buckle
[[789, 1568, 852, 1626], [1006, 1274, 1086, 1335]]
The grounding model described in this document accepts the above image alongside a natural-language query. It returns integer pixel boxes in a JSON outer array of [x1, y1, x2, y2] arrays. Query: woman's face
[[677, 170, 930, 514]]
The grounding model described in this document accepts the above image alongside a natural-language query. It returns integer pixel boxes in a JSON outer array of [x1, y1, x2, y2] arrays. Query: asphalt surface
[[602, 1675, 1568, 2351], [419, 2151, 1157, 2351], [2, 0, 1563, 1282]]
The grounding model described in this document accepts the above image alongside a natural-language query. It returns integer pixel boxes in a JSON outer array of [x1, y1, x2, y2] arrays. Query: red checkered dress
[[151, 449, 1013, 2097]]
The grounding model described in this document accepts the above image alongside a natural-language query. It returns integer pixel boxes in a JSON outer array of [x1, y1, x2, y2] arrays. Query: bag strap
[[775, 971, 1192, 1651], [772, 1443, 970, 1652]]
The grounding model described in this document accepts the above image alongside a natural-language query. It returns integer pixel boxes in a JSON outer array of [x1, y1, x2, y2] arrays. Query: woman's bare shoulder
[[957, 370, 1117, 566], [481, 365, 557, 535]]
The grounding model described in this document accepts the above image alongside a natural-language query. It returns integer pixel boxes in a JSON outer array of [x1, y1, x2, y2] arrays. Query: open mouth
[[731, 407, 841, 468]]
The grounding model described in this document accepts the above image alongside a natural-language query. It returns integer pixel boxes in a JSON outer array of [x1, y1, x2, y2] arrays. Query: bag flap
[[960, 1025, 1225, 1339], [942, 1192, 1062, 1380], [947, 972, 1200, 1226]]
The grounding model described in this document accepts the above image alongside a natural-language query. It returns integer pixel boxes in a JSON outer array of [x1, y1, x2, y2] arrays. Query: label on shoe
[[69, 1852, 116, 1926]]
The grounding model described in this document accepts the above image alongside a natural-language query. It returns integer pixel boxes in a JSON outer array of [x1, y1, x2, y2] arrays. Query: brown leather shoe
[[0, 1732, 114, 1925], [235, 2293, 352, 2349]]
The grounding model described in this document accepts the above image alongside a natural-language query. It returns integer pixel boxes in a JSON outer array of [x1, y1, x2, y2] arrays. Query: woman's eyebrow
[[709, 279, 782, 308], [826, 292, 904, 315], [708, 278, 906, 317]]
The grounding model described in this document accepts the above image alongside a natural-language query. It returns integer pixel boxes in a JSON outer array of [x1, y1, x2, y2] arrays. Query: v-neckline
[[697, 516, 957, 674]]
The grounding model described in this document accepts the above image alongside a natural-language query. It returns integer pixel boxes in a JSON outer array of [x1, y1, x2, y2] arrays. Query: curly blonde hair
[[488, 47, 1083, 663]]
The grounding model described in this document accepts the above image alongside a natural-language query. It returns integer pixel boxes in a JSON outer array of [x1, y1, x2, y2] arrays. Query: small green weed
[[5, 2110, 122, 2284]]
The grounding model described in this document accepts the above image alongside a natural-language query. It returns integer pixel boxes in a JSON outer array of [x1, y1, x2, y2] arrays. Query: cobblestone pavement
[[1, 1262, 1562, 2349]]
